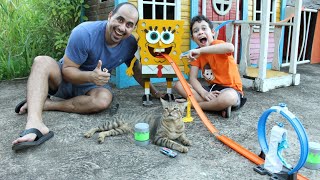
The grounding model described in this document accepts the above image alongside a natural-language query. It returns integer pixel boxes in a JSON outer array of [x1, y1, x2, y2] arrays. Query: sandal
[[15, 95, 51, 114], [221, 106, 231, 118]]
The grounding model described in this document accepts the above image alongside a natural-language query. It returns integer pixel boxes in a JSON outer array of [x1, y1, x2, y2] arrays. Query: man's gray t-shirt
[[54, 21, 137, 98], [59, 21, 137, 72]]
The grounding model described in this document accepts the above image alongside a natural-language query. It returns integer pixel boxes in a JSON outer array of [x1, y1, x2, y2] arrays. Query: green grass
[[0, 0, 87, 80]]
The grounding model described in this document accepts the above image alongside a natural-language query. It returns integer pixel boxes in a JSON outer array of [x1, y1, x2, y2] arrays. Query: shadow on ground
[[0, 64, 319, 179]]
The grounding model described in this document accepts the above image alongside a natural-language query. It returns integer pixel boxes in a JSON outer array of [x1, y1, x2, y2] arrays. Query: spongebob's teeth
[[154, 48, 165, 53]]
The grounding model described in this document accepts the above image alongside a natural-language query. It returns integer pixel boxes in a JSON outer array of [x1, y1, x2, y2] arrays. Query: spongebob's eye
[[161, 31, 174, 44], [146, 30, 160, 44]]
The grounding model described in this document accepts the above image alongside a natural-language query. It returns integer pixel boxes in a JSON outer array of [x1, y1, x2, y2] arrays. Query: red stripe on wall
[[311, 12, 320, 64]]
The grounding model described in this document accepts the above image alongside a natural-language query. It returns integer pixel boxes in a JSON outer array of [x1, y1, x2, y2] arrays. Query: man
[[12, 2, 161, 151]]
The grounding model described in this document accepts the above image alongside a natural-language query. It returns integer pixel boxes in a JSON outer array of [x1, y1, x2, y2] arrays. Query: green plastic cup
[[134, 123, 149, 146], [304, 142, 320, 170]]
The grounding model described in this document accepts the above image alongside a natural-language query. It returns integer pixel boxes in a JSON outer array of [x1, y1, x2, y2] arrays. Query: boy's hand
[[92, 60, 111, 86], [152, 91, 165, 99], [188, 49, 201, 62], [202, 90, 220, 101]]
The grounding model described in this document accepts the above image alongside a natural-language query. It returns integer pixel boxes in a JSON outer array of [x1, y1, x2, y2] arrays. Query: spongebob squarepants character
[[126, 19, 189, 106]]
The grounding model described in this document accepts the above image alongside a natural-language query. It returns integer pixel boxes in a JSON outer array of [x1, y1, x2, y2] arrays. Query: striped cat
[[84, 98, 191, 153]]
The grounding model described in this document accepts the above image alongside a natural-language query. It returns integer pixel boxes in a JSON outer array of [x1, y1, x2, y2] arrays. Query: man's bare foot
[[17, 97, 51, 115], [12, 121, 49, 145], [17, 101, 28, 115]]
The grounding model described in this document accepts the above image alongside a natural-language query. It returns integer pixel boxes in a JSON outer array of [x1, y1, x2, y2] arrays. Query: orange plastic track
[[162, 54, 308, 180]]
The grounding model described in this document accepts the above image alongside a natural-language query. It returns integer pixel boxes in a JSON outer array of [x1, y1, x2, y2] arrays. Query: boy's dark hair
[[190, 15, 213, 35], [112, 2, 139, 25]]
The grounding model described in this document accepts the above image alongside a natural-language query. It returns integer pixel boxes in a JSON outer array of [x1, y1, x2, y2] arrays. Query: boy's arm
[[199, 42, 234, 54], [189, 66, 207, 98], [189, 42, 234, 61]]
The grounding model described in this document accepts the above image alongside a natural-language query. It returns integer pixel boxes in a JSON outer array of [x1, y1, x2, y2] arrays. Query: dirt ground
[[0, 63, 319, 180]]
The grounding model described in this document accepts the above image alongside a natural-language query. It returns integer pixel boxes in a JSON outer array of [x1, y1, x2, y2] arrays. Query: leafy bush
[[46, 0, 89, 57], [0, 0, 88, 80]]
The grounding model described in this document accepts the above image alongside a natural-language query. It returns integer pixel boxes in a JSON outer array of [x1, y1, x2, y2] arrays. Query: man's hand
[[92, 60, 110, 86]]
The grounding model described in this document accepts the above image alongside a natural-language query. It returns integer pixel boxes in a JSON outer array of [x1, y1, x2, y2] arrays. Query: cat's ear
[[179, 101, 188, 113], [160, 98, 167, 106]]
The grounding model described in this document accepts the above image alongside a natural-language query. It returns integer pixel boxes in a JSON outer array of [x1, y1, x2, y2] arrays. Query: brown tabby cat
[[84, 98, 191, 153]]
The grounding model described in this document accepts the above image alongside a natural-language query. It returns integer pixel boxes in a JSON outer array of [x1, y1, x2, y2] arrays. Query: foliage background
[[0, 0, 88, 80]]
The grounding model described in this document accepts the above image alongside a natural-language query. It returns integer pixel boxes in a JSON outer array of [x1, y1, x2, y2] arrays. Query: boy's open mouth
[[199, 37, 207, 45]]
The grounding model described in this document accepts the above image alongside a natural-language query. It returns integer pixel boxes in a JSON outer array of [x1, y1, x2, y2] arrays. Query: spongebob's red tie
[[157, 65, 163, 78]]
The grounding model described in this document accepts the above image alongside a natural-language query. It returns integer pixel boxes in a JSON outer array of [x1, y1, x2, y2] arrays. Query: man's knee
[[33, 56, 56, 67], [31, 56, 61, 81], [88, 91, 112, 112], [93, 98, 111, 112], [34, 55, 49, 63]]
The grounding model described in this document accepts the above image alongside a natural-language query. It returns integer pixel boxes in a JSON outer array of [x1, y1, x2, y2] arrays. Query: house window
[[252, 0, 277, 31], [212, 0, 232, 16], [253, 0, 277, 23], [138, 0, 181, 20]]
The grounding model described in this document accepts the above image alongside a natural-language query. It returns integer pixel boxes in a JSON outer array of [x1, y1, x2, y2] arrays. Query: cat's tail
[[98, 119, 126, 131], [98, 123, 132, 143]]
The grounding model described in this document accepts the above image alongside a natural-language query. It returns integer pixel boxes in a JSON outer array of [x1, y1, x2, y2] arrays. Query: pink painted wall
[[249, 32, 275, 65]]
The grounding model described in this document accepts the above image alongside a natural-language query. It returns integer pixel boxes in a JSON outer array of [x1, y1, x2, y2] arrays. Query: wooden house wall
[[249, 33, 275, 64], [311, 12, 320, 64], [198, 0, 237, 41], [181, 1, 191, 53], [247, 0, 281, 21], [85, 0, 114, 21], [197, 0, 241, 62], [247, 0, 282, 64]]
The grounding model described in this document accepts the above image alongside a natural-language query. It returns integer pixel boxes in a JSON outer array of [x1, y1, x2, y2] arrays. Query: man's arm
[[131, 61, 162, 98], [62, 55, 110, 86]]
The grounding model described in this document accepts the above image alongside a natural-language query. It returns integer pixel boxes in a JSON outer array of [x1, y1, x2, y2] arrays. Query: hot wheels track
[[162, 54, 308, 180]]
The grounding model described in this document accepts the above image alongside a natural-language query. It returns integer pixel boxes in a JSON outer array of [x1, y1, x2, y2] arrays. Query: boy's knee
[[173, 81, 182, 90], [228, 91, 239, 106], [221, 89, 238, 105]]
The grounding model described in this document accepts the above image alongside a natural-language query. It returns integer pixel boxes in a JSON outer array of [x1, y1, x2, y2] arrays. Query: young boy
[[173, 15, 246, 118]]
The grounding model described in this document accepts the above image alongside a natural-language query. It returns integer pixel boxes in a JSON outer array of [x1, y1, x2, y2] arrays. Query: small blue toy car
[[160, 147, 177, 158]]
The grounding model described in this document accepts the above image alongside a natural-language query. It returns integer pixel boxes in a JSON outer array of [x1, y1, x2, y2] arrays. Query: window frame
[[211, 0, 233, 16], [138, 0, 181, 20], [253, 0, 277, 31]]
